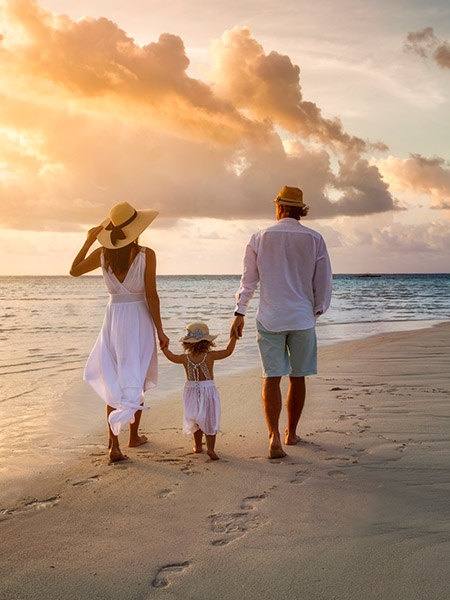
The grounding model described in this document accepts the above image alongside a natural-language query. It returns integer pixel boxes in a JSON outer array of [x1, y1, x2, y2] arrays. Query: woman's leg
[[193, 429, 203, 453], [205, 434, 219, 460], [129, 403, 148, 447], [107, 405, 129, 462]]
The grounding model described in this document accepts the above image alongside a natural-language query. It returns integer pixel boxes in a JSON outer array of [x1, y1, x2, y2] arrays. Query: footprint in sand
[[209, 494, 267, 546], [72, 475, 99, 487], [240, 494, 266, 510], [156, 488, 174, 499], [0, 496, 60, 519], [290, 469, 311, 485], [327, 470, 347, 481], [152, 561, 191, 588]]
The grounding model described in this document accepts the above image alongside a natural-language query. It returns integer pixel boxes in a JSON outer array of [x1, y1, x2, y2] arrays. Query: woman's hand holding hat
[[86, 225, 104, 245]]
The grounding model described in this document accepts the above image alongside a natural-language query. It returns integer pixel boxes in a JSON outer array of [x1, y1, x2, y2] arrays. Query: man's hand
[[231, 315, 245, 339]]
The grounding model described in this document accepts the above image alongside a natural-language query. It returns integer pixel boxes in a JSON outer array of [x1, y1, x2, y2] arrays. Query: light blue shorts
[[256, 321, 317, 378]]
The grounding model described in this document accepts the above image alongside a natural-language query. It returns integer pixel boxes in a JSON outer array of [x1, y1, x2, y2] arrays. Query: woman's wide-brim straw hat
[[273, 185, 307, 208], [180, 322, 218, 344], [97, 202, 159, 249]]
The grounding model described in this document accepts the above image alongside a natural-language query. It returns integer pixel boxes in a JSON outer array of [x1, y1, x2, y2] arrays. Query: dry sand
[[1, 322, 450, 600]]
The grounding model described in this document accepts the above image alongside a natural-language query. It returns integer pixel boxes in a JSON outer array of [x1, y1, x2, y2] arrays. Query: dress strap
[[187, 353, 211, 400]]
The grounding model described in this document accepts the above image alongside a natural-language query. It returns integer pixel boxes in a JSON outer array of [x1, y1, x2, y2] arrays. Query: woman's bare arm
[[144, 247, 170, 349], [210, 335, 237, 361], [69, 226, 103, 277]]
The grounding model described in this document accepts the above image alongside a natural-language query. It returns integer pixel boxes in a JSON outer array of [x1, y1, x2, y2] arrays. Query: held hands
[[86, 225, 104, 245], [158, 331, 170, 349], [231, 315, 244, 339]]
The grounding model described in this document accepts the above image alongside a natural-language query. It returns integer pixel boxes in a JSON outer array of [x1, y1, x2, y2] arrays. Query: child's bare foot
[[109, 448, 129, 462], [128, 434, 148, 447], [285, 431, 301, 445], [207, 448, 220, 460], [193, 430, 203, 453]]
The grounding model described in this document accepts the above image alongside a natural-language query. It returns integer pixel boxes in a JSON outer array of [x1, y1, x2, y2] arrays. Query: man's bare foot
[[207, 449, 220, 460], [109, 448, 129, 462], [269, 446, 287, 459], [285, 432, 301, 445], [128, 435, 148, 447]]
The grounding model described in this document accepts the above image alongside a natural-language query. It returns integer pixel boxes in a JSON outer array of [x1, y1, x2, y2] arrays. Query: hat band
[[276, 198, 305, 207], [183, 328, 206, 341], [105, 210, 138, 246]]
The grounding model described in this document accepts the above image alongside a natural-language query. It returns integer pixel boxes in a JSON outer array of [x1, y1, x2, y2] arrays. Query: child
[[161, 322, 237, 460]]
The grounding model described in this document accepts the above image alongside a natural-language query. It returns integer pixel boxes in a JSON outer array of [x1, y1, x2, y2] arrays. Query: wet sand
[[1, 322, 449, 600]]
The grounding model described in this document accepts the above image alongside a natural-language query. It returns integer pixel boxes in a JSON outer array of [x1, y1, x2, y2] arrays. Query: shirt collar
[[277, 217, 301, 224]]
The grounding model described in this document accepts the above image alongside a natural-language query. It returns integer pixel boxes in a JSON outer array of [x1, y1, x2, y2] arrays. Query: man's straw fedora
[[273, 185, 306, 208]]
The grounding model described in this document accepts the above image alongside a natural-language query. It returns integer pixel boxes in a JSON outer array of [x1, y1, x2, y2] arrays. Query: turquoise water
[[0, 274, 449, 491], [2, 273, 450, 405]]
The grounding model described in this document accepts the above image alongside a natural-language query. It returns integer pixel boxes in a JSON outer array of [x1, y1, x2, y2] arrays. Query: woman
[[70, 201, 169, 462]]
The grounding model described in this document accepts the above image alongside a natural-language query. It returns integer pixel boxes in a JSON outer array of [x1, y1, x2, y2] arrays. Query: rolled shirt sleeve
[[313, 237, 333, 317], [235, 235, 259, 315]]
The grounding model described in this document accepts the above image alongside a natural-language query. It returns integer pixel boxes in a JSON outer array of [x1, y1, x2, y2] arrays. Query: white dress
[[183, 354, 221, 436], [84, 248, 157, 435]]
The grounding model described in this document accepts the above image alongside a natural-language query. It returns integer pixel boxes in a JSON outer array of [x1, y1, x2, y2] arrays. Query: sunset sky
[[0, 0, 449, 275]]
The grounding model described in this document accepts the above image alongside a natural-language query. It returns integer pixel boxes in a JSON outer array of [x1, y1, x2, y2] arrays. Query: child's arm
[[161, 346, 186, 364], [210, 334, 237, 361]]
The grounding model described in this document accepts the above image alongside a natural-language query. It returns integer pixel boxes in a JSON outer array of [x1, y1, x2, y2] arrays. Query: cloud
[[209, 26, 381, 154], [0, 1, 398, 231], [405, 27, 450, 70], [369, 220, 450, 254], [376, 154, 450, 210]]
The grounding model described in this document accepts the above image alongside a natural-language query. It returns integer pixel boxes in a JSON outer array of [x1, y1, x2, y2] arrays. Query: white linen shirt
[[235, 218, 333, 332]]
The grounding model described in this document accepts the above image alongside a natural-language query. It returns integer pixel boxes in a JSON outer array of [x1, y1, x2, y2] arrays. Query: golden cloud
[[0, 0, 398, 231], [376, 154, 450, 210]]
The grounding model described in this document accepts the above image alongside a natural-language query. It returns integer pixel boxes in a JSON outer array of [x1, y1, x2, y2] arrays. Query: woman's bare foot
[[285, 432, 301, 445], [128, 434, 148, 448], [207, 448, 220, 460], [109, 448, 129, 462]]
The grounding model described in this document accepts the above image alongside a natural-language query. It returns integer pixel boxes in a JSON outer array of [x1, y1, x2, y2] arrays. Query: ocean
[[1, 274, 449, 492]]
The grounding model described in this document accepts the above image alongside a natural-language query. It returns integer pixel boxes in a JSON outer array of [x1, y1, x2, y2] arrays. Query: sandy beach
[[1, 322, 450, 600]]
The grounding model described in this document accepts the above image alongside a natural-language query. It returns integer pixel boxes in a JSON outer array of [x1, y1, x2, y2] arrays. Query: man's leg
[[262, 376, 287, 458], [285, 376, 306, 445]]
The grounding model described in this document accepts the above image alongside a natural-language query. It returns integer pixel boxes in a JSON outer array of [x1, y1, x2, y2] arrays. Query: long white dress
[[84, 248, 157, 435]]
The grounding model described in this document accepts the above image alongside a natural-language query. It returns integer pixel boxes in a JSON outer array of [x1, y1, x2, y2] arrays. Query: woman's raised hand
[[86, 225, 104, 245]]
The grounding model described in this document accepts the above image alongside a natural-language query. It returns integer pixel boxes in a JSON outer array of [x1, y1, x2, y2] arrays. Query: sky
[[0, 0, 449, 274]]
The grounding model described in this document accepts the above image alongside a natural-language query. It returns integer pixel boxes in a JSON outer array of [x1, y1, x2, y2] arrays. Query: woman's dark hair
[[280, 205, 309, 220], [182, 339, 216, 354], [103, 239, 139, 274]]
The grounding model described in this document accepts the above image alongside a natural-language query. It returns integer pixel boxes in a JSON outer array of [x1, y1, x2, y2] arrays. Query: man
[[231, 185, 332, 458]]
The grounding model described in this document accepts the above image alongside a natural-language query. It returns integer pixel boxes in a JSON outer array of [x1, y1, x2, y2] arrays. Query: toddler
[[162, 322, 237, 460]]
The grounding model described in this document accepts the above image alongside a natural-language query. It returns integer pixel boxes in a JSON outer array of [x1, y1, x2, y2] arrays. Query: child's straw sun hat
[[180, 322, 218, 344]]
